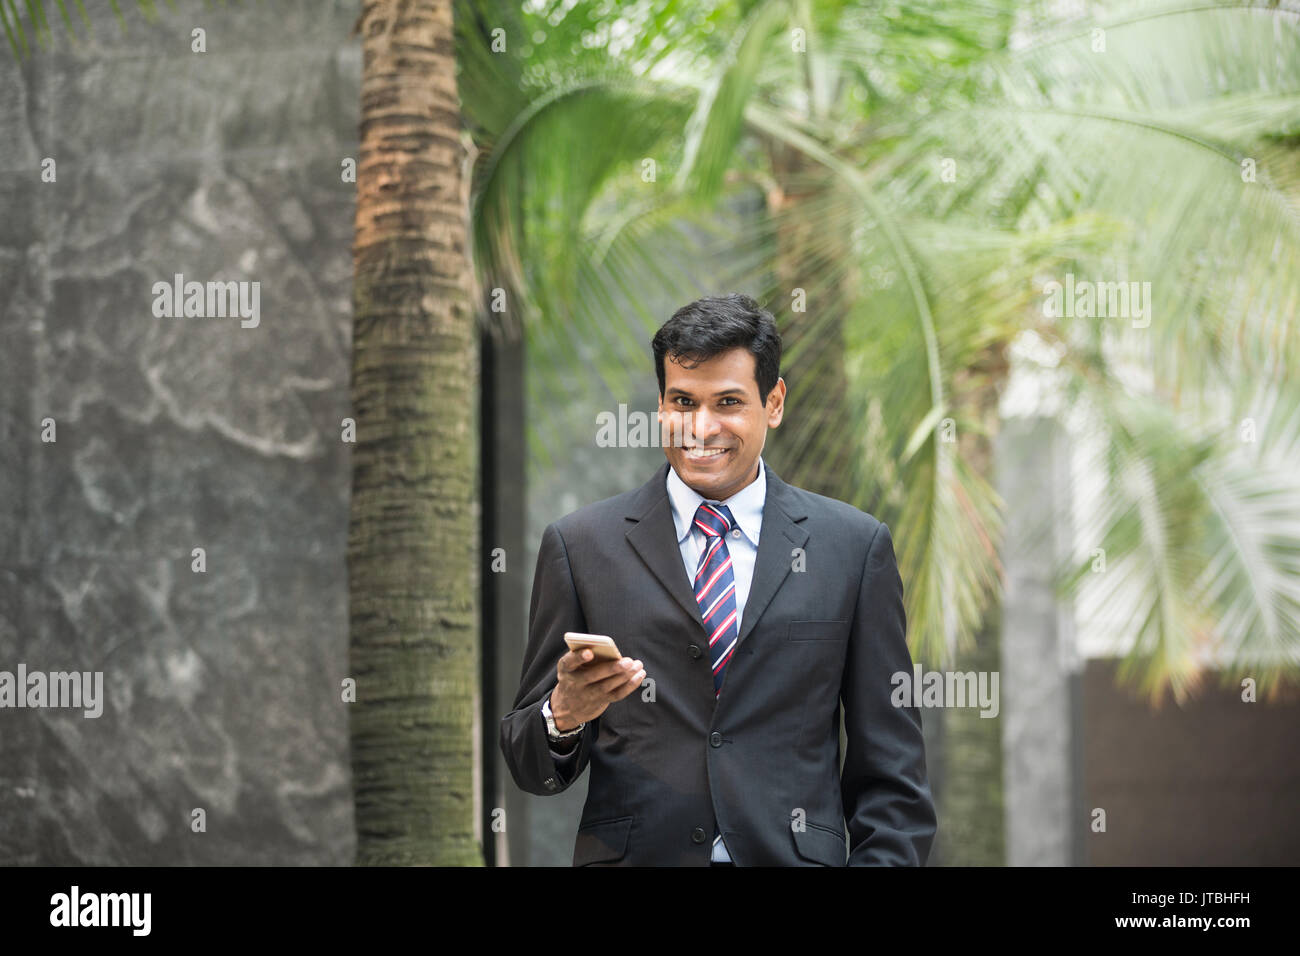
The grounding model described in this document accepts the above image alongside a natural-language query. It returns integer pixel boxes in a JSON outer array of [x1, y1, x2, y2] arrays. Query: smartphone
[[564, 632, 623, 662]]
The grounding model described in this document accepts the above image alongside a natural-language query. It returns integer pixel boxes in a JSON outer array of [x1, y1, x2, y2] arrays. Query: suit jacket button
[[687, 644, 702, 659], [691, 827, 707, 844], [710, 732, 722, 747]]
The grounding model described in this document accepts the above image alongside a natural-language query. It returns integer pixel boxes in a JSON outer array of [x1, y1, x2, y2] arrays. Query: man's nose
[[689, 407, 721, 442]]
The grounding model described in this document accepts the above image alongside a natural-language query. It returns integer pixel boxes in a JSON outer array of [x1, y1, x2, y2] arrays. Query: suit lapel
[[624, 460, 809, 646], [625, 463, 706, 630], [736, 474, 808, 646]]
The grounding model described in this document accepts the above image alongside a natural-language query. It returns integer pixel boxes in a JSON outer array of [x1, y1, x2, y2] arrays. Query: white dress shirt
[[548, 456, 768, 865]]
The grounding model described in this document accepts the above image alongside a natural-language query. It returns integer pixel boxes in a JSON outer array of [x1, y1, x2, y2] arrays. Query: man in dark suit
[[500, 294, 937, 866]]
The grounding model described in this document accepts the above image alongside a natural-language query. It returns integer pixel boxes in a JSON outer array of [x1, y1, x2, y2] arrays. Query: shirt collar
[[666, 456, 766, 547]]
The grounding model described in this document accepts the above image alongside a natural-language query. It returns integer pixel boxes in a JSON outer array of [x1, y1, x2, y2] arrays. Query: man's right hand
[[550, 650, 646, 732]]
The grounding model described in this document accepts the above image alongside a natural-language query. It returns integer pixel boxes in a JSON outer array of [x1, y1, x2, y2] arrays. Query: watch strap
[[543, 693, 585, 739]]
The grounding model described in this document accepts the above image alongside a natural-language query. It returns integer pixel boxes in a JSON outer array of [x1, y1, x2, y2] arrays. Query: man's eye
[[675, 398, 694, 406]]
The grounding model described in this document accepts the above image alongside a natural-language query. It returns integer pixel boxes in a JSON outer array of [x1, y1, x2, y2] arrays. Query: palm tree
[[458, 0, 1300, 865], [348, 0, 479, 866], [6, 0, 483, 865]]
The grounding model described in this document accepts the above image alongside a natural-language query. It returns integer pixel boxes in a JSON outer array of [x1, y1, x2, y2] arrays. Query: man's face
[[657, 347, 785, 501]]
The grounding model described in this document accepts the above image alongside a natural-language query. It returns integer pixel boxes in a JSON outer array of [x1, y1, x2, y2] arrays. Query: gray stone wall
[[0, 1, 360, 864]]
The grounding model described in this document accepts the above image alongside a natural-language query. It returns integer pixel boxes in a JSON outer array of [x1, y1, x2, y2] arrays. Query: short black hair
[[652, 293, 783, 403]]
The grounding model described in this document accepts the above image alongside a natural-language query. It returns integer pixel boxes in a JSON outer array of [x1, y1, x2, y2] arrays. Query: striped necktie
[[694, 501, 740, 862], [693, 502, 739, 698]]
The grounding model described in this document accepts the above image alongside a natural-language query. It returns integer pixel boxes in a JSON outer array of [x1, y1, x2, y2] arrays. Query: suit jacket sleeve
[[840, 521, 938, 865], [499, 522, 598, 795]]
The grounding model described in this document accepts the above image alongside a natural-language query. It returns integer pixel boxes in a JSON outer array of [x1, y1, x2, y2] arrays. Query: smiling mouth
[[682, 446, 730, 461]]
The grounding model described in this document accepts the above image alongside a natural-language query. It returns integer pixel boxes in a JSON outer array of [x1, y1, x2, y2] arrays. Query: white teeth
[[685, 447, 727, 459]]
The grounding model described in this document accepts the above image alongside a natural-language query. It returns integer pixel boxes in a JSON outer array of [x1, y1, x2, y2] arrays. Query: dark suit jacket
[[500, 460, 937, 865]]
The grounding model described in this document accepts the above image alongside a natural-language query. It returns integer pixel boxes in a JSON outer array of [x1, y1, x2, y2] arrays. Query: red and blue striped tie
[[694, 501, 740, 861], [693, 502, 739, 699]]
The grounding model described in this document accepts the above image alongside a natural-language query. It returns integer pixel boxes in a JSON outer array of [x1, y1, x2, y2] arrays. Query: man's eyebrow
[[665, 386, 748, 398]]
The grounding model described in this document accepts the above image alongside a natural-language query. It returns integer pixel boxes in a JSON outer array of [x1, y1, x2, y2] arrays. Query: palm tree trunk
[[348, 0, 480, 866]]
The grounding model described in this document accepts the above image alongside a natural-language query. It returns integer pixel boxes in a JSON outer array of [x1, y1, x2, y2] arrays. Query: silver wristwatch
[[542, 693, 585, 740]]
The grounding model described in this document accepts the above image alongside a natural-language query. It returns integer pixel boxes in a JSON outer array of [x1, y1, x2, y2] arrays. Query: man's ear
[[766, 377, 786, 427]]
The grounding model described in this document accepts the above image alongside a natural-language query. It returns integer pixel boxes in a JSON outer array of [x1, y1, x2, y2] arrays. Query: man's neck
[[683, 460, 761, 502]]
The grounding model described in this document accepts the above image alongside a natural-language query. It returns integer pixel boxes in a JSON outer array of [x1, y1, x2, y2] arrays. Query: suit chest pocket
[[783, 619, 849, 696]]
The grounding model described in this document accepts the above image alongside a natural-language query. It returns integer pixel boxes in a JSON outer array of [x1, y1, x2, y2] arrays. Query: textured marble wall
[[0, 1, 360, 864]]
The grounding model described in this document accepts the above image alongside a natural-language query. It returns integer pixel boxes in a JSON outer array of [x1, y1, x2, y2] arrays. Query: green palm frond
[[1193, 382, 1300, 685], [1061, 376, 1300, 703], [674, 0, 789, 200], [1062, 391, 1221, 702], [893, 3, 1300, 394], [462, 65, 700, 473], [469, 70, 691, 313]]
